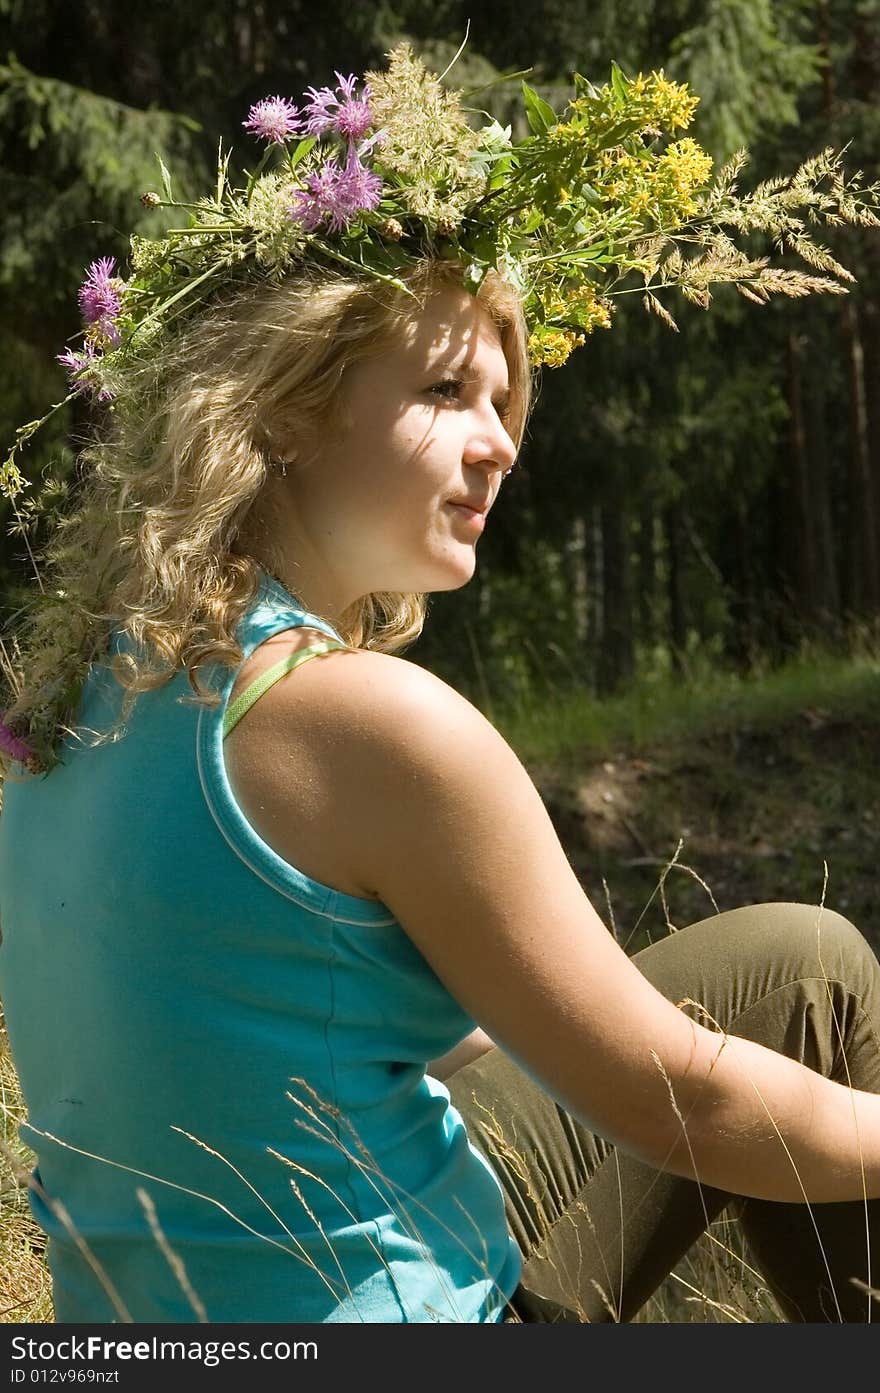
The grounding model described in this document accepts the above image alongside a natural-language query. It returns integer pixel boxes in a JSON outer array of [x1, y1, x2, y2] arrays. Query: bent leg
[[450, 1044, 730, 1321], [448, 902, 880, 1322]]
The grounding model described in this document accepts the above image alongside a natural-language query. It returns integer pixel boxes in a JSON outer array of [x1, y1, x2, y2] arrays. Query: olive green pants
[[447, 903, 880, 1323]]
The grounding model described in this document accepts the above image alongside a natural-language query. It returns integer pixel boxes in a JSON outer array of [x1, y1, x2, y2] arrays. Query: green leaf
[[573, 72, 601, 101], [468, 227, 501, 262], [289, 135, 316, 170], [521, 81, 557, 136], [610, 61, 632, 105], [487, 153, 514, 190], [478, 119, 513, 152], [598, 117, 645, 147], [565, 240, 610, 261], [156, 153, 174, 203], [520, 206, 544, 233], [215, 140, 231, 206]]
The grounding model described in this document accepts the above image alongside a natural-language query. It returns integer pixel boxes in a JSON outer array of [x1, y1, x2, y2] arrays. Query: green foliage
[[0, 56, 207, 304], [0, 55, 211, 582], [2, 1, 880, 695], [494, 636, 880, 767], [669, 0, 820, 158]]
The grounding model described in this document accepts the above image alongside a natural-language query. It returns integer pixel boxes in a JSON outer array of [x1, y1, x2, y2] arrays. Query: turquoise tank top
[[0, 573, 521, 1321]]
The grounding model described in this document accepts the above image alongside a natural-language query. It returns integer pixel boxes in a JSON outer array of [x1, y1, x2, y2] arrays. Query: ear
[[267, 451, 299, 477]]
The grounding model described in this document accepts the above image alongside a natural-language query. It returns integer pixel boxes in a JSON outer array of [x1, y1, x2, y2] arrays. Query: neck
[[237, 478, 361, 623]]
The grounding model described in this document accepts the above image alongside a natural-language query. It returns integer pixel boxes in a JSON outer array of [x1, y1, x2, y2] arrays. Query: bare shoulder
[[233, 635, 510, 776], [293, 645, 506, 758], [256, 641, 575, 919], [223, 638, 515, 899], [278, 644, 546, 846]]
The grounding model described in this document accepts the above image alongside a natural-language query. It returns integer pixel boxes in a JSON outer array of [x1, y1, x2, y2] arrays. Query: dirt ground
[[532, 705, 880, 958]]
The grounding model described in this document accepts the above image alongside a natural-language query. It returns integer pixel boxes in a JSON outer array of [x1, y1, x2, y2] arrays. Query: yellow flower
[[662, 137, 713, 186], [636, 70, 700, 132], [527, 328, 585, 366], [528, 286, 612, 364], [649, 137, 714, 217]]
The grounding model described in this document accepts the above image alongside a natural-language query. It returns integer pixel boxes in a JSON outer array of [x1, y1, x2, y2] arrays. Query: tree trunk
[[841, 297, 880, 614], [862, 283, 880, 596], [786, 331, 820, 622], [567, 512, 589, 644], [665, 502, 687, 676], [637, 502, 656, 646], [597, 500, 634, 694], [803, 347, 841, 624], [819, 0, 880, 619], [586, 504, 603, 691], [849, 7, 880, 610]]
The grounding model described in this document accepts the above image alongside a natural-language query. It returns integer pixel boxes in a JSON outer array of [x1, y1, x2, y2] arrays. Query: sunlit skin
[[261, 285, 518, 620]]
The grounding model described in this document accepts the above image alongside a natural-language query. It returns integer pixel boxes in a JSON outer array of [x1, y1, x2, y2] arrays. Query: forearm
[[427, 1027, 495, 1083], [654, 1027, 880, 1204]]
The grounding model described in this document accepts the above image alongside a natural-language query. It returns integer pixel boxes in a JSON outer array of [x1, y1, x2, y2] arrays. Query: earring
[[269, 457, 289, 477]]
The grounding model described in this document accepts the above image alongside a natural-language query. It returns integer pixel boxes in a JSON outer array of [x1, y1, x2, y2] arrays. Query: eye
[[427, 377, 464, 402]]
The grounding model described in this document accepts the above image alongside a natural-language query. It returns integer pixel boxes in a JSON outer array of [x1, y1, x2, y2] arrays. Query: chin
[[428, 557, 478, 593], [426, 577, 476, 596], [393, 547, 478, 595]]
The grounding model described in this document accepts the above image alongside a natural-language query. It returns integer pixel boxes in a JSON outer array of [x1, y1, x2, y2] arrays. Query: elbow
[[597, 1066, 729, 1181]]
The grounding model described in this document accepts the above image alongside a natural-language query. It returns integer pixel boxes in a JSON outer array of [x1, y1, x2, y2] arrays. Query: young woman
[[1, 258, 879, 1325]]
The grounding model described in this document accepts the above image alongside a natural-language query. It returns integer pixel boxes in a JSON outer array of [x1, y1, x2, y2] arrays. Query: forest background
[[2, 0, 880, 1323], [5, 0, 880, 693], [3, 0, 880, 939]]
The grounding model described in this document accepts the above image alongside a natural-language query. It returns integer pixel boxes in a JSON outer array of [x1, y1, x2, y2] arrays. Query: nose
[[463, 406, 518, 477]]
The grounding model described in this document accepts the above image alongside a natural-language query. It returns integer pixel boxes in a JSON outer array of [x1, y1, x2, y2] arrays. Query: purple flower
[[338, 145, 383, 218], [303, 71, 373, 142], [56, 344, 115, 403], [288, 158, 345, 231], [336, 90, 373, 142], [302, 85, 338, 136], [242, 96, 302, 144], [288, 148, 383, 234], [57, 345, 96, 375], [77, 257, 122, 327], [0, 720, 36, 767], [288, 190, 324, 233]]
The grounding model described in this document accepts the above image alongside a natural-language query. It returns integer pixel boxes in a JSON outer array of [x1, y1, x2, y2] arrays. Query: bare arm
[[272, 650, 880, 1206], [427, 1027, 495, 1082]]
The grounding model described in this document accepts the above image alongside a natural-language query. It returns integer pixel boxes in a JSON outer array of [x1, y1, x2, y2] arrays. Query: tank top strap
[[222, 639, 347, 739], [238, 570, 344, 654]]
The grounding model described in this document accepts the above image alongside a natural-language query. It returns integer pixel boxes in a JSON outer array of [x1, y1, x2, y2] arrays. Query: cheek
[[316, 410, 445, 523], [372, 434, 438, 501]]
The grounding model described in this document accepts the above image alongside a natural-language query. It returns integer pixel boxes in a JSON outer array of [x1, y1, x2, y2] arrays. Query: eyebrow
[[447, 363, 511, 415]]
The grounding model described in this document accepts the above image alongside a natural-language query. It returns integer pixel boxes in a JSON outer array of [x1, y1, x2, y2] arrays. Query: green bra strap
[[223, 640, 346, 739]]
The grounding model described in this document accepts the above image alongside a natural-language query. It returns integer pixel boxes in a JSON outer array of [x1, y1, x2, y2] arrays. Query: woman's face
[[277, 284, 518, 617]]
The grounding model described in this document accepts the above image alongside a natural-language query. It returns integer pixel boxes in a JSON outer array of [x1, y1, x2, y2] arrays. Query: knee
[[752, 901, 877, 984]]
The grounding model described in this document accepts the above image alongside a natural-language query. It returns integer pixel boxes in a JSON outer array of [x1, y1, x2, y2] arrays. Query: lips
[[447, 496, 490, 515], [446, 498, 488, 533]]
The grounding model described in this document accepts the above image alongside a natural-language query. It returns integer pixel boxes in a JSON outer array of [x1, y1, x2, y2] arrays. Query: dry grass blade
[[0, 1024, 53, 1324], [642, 291, 679, 331], [136, 1187, 208, 1322]]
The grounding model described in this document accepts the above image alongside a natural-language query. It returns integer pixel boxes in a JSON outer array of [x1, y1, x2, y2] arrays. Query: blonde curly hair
[[1, 258, 532, 779]]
